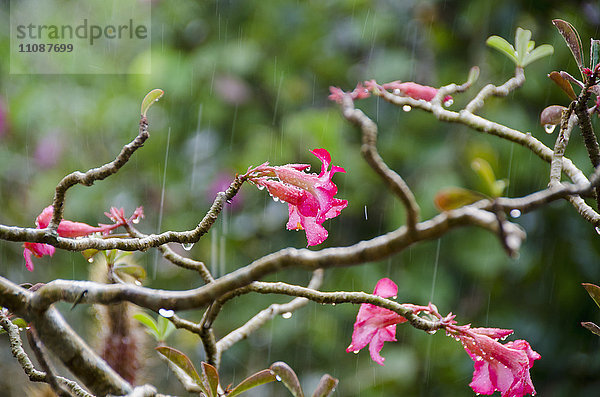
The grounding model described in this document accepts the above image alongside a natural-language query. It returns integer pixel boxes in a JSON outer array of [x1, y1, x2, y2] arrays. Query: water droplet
[[134, 280, 142, 286], [331, 303, 336, 306], [87, 257, 94, 263], [544, 124, 556, 134], [353, 350, 360, 354], [393, 89, 401, 95], [595, 226, 600, 235], [510, 209, 521, 218], [182, 243, 194, 251], [282, 312, 292, 319], [275, 375, 282, 382], [443, 98, 454, 107], [272, 196, 280, 202], [402, 105, 411, 112], [132, 218, 140, 224], [391, 295, 397, 300], [257, 185, 265, 190], [426, 329, 437, 335], [158, 308, 174, 318]]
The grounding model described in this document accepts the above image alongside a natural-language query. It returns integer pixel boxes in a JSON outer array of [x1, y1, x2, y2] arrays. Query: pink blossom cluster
[[245, 148, 347, 246], [328, 80, 452, 105], [23, 205, 144, 271], [347, 278, 540, 397]]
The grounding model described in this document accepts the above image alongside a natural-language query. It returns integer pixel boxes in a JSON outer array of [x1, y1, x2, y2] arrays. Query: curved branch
[[340, 95, 420, 232], [48, 117, 150, 231], [465, 67, 525, 113], [0, 177, 245, 251]]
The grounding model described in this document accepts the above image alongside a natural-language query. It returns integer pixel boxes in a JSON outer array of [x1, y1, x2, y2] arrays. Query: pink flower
[[247, 148, 347, 246], [449, 326, 541, 397], [23, 205, 144, 271], [381, 81, 453, 104], [346, 278, 428, 365], [328, 83, 371, 103]]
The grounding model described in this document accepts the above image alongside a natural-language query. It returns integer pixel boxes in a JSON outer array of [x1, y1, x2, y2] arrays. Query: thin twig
[[48, 117, 150, 232], [465, 67, 525, 113], [26, 327, 73, 397], [0, 309, 94, 397], [549, 104, 577, 186], [1, 176, 246, 253], [341, 95, 420, 232]]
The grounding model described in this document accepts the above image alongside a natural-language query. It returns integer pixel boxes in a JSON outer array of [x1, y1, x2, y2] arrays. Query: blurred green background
[[1, 0, 600, 396]]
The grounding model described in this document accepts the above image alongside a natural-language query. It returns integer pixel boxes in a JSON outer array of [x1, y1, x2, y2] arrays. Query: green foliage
[[133, 312, 176, 343], [486, 27, 554, 67]]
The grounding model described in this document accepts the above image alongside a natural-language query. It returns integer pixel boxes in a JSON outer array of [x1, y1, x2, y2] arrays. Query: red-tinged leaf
[[591, 39, 600, 70], [540, 105, 567, 126], [155, 346, 205, 393], [311, 374, 339, 397], [581, 321, 600, 336], [227, 369, 277, 397], [434, 187, 487, 212], [552, 19, 584, 70], [270, 362, 304, 397], [201, 362, 219, 397], [583, 283, 600, 309], [548, 71, 577, 100]]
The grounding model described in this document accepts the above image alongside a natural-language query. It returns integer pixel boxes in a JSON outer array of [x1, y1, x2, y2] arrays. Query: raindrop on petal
[[544, 124, 556, 134], [353, 350, 360, 354], [402, 105, 412, 112], [158, 308, 174, 318], [257, 185, 265, 190], [393, 89, 401, 95], [510, 209, 521, 218]]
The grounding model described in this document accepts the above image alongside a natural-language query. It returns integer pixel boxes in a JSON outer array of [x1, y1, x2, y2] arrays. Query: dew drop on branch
[[402, 105, 412, 112], [182, 243, 194, 251], [282, 312, 292, 319], [544, 124, 556, 134], [443, 98, 454, 107], [509, 209, 521, 218], [595, 226, 600, 235], [158, 308, 174, 318]]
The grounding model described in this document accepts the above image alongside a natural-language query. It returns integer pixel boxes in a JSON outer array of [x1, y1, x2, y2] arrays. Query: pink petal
[[373, 278, 398, 298]]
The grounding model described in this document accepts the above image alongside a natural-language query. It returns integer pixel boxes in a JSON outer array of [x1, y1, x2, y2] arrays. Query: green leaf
[[141, 88, 164, 117], [471, 158, 504, 197], [548, 72, 577, 100], [157, 314, 176, 341], [12, 318, 28, 329], [583, 283, 600, 309], [155, 346, 205, 390], [269, 362, 304, 397], [133, 312, 160, 341], [114, 263, 147, 282], [227, 369, 277, 397], [552, 19, 584, 70], [81, 249, 99, 262], [467, 66, 480, 86], [311, 374, 339, 397], [515, 27, 532, 66], [582, 321, 600, 336], [522, 44, 554, 66], [486, 35, 518, 65], [434, 187, 487, 212], [201, 362, 220, 397], [591, 39, 600, 69]]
